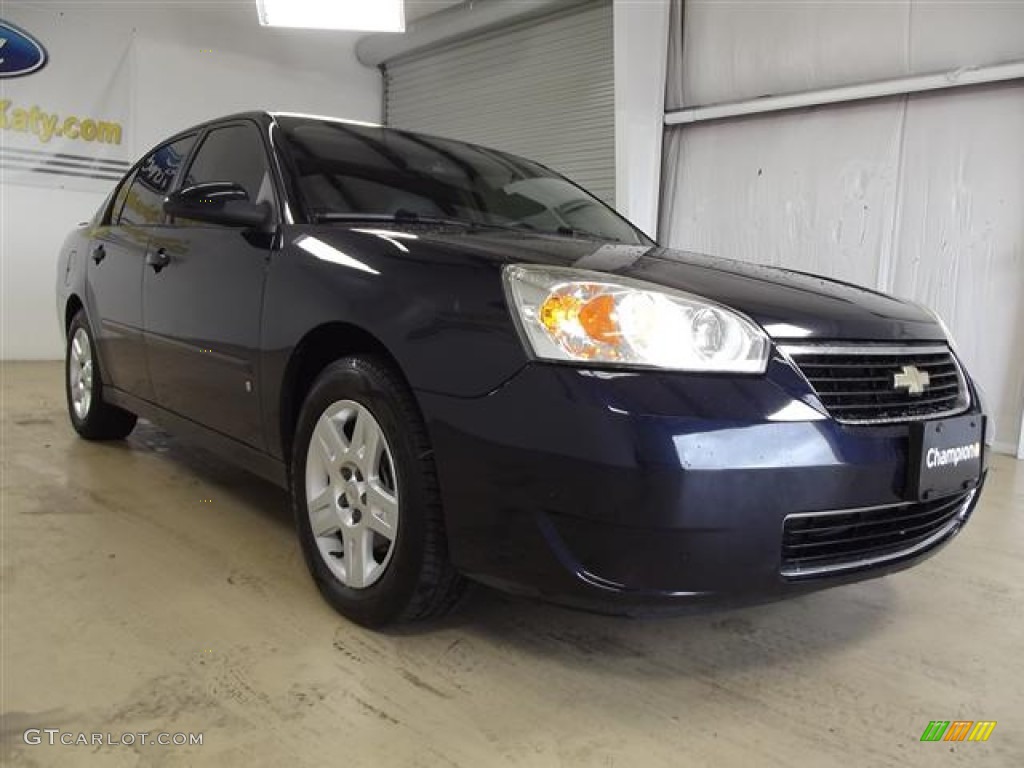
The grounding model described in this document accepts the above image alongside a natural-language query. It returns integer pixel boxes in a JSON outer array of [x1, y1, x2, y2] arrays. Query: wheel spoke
[[352, 410, 381, 470], [366, 480, 398, 539], [309, 487, 340, 538], [343, 526, 373, 588], [315, 415, 348, 466], [71, 336, 83, 360]]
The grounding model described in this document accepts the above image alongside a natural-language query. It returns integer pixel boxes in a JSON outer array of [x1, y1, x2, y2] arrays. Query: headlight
[[503, 264, 769, 373]]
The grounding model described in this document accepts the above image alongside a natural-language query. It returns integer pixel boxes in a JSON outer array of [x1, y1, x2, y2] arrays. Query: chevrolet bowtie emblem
[[893, 364, 930, 395]]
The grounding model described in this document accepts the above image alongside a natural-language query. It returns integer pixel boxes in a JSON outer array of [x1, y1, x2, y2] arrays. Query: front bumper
[[418, 352, 986, 612]]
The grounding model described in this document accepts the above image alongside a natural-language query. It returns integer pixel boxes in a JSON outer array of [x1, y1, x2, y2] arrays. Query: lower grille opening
[[781, 491, 973, 577]]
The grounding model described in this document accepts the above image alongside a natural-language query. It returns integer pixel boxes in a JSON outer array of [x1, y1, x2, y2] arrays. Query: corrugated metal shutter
[[384, 1, 615, 204]]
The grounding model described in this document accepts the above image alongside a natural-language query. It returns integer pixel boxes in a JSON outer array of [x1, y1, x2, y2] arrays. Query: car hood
[[327, 227, 943, 342]]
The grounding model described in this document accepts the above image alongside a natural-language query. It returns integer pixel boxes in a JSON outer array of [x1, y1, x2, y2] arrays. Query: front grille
[[781, 344, 969, 424], [781, 491, 973, 578]]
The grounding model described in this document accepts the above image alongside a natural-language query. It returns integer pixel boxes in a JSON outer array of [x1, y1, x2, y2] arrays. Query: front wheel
[[291, 356, 465, 626], [65, 310, 137, 440]]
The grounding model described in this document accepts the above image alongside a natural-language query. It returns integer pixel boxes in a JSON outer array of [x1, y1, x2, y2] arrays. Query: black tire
[[291, 356, 465, 626], [65, 310, 137, 440]]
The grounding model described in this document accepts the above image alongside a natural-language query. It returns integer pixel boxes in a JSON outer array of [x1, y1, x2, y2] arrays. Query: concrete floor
[[1, 361, 1021, 767]]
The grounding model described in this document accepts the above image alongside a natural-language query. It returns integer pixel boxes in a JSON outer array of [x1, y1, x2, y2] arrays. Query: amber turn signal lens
[[540, 289, 622, 346], [539, 292, 582, 333], [578, 294, 619, 343]]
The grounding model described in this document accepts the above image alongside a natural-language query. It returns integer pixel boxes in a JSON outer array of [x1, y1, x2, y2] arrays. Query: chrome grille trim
[[779, 343, 950, 357], [780, 490, 975, 578], [778, 343, 971, 425]]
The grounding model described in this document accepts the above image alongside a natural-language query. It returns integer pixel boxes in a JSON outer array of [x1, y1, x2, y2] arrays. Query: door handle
[[146, 248, 170, 273], [91, 244, 106, 264]]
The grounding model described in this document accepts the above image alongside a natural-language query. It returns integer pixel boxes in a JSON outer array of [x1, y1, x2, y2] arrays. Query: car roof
[[161, 110, 272, 142], [164, 111, 384, 142], [267, 111, 382, 129], [147, 111, 553, 187]]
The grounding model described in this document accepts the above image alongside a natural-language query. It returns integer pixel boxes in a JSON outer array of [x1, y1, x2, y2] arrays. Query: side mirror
[[163, 182, 271, 229]]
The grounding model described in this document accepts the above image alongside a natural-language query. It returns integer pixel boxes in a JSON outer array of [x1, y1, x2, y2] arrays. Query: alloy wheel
[[304, 399, 399, 589], [69, 328, 94, 420]]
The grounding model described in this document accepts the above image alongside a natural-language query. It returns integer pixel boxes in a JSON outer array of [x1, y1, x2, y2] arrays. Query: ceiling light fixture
[[257, 0, 406, 32]]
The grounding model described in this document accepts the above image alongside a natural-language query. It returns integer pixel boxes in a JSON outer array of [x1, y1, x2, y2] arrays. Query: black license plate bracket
[[908, 414, 984, 501]]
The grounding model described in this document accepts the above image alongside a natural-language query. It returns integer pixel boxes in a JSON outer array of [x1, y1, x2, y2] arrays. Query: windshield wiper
[[556, 226, 621, 243], [312, 212, 411, 224], [311, 211, 620, 242], [392, 210, 544, 233], [391, 213, 617, 240], [313, 210, 532, 234]]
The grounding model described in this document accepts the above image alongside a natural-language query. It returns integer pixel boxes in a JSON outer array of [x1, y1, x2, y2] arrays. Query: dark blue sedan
[[56, 112, 987, 625]]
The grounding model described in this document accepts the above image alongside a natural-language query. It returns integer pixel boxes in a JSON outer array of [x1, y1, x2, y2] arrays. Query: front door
[[142, 121, 277, 449]]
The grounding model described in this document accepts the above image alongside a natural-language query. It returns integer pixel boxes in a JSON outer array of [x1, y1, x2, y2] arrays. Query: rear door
[[86, 135, 195, 398], [142, 121, 277, 449]]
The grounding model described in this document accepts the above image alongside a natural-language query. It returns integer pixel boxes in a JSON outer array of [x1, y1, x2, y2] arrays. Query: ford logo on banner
[[0, 20, 48, 78]]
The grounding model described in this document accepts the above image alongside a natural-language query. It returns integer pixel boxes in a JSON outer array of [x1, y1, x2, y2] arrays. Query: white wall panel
[[661, 99, 904, 288], [1, 185, 109, 360], [910, 2, 1024, 73], [613, 0, 670, 234], [888, 85, 1024, 453], [681, 1, 911, 107], [680, 0, 1024, 108]]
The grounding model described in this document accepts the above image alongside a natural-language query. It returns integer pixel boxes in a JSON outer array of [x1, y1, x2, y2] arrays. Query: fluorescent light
[[257, 0, 405, 32]]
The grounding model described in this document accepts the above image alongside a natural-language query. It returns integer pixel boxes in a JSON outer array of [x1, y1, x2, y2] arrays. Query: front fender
[[260, 226, 529, 457]]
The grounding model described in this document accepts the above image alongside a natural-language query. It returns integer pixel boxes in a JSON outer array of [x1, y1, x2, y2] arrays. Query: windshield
[[275, 116, 648, 245]]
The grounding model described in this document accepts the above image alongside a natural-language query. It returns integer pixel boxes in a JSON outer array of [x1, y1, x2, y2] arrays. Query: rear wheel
[[65, 310, 137, 440], [291, 356, 465, 626]]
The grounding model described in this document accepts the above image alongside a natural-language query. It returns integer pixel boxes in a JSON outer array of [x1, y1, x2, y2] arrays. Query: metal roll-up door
[[384, 1, 614, 204]]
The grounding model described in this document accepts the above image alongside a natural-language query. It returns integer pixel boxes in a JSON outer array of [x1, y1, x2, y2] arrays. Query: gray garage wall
[[383, 1, 615, 205], [660, 0, 1024, 455]]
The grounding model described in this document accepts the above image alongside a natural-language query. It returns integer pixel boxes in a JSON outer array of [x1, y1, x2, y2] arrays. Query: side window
[[178, 124, 275, 221], [118, 135, 196, 226], [105, 169, 136, 225]]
